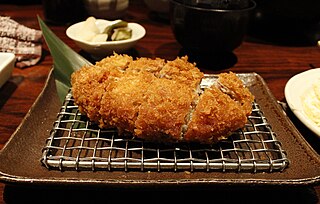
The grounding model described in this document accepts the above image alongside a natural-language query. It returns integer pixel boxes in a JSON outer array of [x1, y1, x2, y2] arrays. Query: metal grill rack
[[41, 91, 289, 173]]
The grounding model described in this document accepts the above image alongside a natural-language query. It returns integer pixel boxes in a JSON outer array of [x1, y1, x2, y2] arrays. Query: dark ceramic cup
[[170, 0, 256, 54]]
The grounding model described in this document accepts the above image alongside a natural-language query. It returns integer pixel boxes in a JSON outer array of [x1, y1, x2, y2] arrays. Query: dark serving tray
[[0, 69, 319, 188]]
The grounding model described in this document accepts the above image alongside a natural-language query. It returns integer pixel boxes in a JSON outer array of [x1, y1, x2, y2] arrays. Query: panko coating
[[71, 53, 254, 144]]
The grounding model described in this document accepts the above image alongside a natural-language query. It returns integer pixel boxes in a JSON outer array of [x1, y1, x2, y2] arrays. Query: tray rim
[[0, 68, 319, 187]]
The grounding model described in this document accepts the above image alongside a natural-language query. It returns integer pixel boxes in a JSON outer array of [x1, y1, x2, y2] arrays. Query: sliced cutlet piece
[[99, 71, 156, 133], [184, 85, 248, 144], [71, 64, 123, 124], [134, 78, 196, 143], [98, 56, 167, 136], [71, 53, 132, 125], [217, 72, 254, 116], [133, 56, 203, 143], [183, 72, 254, 144]]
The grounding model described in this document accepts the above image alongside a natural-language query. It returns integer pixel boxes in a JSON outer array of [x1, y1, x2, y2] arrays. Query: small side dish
[[66, 18, 146, 58], [0, 52, 15, 88]]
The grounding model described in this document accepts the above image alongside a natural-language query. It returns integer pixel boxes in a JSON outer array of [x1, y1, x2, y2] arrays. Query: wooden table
[[0, 1, 319, 203]]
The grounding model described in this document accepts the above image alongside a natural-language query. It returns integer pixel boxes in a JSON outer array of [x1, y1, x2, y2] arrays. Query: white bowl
[[0, 52, 15, 88], [66, 19, 146, 58]]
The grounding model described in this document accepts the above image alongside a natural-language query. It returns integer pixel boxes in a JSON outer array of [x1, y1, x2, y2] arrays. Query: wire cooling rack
[[41, 90, 289, 173]]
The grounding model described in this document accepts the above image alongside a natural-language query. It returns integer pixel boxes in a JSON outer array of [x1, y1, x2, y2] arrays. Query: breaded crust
[[217, 72, 254, 116], [184, 86, 247, 144], [71, 53, 254, 144], [71, 65, 122, 123], [159, 56, 204, 89], [134, 78, 197, 143], [71, 53, 132, 124], [99, 72, 156, 132], [126, 57, 166, 74]]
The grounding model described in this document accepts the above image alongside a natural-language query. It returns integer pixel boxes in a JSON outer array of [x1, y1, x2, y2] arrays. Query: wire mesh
[[41, 90, 289, 173]]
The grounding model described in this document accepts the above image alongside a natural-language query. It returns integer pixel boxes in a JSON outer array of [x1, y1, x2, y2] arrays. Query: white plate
[[0, 52, 15, 88], [284, 68, 320, 137]]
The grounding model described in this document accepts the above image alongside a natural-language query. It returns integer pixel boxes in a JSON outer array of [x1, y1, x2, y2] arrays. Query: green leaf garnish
[[37, 16, 92, 102]]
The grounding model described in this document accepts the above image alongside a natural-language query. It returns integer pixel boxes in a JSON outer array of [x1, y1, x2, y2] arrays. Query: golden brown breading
[[99, 72, 156, 132], [183, 72, 254, 144], [71, 64, 122, 123], [217, 72, 254, 116], [95, 52, 133, 71], [71, 53, 133, 124], [159, 56, 204, 89], [184, 86, 247, 144], [71, 53, 255, 144], [134, 78, 197, 143], [126, 57, 165, 74]]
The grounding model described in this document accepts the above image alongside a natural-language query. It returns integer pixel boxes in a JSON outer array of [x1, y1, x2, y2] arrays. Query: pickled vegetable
[[111, 27, 132, 41], [78, 17, 132, 42], [103, 19, 128, 38]]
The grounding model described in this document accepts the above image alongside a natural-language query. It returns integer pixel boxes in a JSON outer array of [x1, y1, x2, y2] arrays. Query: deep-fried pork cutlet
[[71, 53, 254, 144]]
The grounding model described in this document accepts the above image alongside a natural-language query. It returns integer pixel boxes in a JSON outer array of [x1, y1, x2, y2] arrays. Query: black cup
[[170, 0, 256, 54]]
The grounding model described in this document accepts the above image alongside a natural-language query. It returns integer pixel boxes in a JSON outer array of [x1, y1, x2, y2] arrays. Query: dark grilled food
[[71, 53, 254, 144]]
